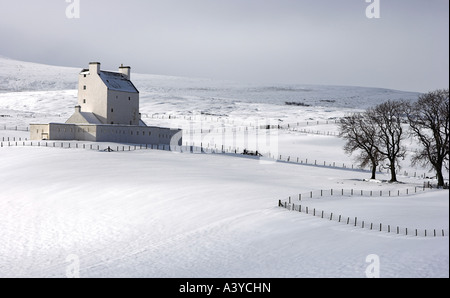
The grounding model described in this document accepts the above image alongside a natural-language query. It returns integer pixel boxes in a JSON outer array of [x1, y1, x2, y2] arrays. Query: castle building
[[31, 62, 182, 145]]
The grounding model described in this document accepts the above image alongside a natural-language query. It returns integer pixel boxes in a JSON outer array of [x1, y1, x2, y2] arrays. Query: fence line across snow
[[289, 186, 433, 201], [1, 137, 437, 181], [278, 197, 449, 238]]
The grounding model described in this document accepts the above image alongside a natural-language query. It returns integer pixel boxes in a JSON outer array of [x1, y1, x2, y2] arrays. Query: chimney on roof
[[89, 62, 100, 75], [119, 64, 131, 80], [75, 105, 81, 113]]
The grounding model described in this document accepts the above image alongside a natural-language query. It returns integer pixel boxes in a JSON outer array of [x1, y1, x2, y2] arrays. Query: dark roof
[[99, 71, 138, 93]]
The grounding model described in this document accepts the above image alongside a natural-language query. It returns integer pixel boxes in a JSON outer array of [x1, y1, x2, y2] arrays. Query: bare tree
[[369, 100, 407, 183], [339, 113, 382, 180], [406, 89, 449, 187]]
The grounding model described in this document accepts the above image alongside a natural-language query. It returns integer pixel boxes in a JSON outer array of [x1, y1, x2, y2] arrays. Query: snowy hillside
[[0, 56, 420, 113], [0, 56, 78, 91], [0, 147, 448, 278], [0, 56, 448, 278]]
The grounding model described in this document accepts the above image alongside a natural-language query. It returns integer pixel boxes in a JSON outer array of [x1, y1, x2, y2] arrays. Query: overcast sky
[[0, 0, 448, 92]]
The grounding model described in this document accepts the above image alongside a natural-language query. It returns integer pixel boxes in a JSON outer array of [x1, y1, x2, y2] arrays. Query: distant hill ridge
[[0, 56, 421, 110]]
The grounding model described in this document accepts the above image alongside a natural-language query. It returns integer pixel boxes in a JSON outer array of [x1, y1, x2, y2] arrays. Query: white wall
[[78, 70, 108, 124], [107, 90, 139, 126], [30, 124, 50, 140], [31, 124, 182, 145]]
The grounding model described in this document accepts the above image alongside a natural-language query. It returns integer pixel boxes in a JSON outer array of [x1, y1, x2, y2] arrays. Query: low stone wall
[[30, 123, 182, 146]]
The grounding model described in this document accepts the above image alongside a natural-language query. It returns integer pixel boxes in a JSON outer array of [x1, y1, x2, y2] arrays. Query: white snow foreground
[[0, 147, 448, 278]]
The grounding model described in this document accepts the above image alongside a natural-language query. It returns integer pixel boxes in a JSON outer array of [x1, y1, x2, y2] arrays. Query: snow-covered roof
[[99, 71, 139, 93], [139, 119, 148, 127], [66, 110, 103, 125], [80, 112, 103, 124]]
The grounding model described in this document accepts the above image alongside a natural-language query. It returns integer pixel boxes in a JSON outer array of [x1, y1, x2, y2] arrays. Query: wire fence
[[145, 113, 340, 128], [1, 134, 437, 181], [278, 198, 449, 238], [285, 187, 434, 202], [0, 140, 181, 152], [184, 141, 436, 180], [1, 126, 29, 132]]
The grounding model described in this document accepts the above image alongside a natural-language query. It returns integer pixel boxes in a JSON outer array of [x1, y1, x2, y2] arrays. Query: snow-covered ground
[[0, 56, 448, 278]]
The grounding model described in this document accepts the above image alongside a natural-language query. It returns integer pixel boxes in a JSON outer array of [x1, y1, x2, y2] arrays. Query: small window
[[111, 122, 114, 125], [149, 132, 151, 136], [83, 99, 86, 104], [116, 96, 118, 99], [131, 131, 133, 135], [130, 121, 132, 125], [129, 97, 131, 101], [83, 74, 86, 78], [36, 129, 39, 133], [83, 85, 86, 90], [111, 108, 114, 113]]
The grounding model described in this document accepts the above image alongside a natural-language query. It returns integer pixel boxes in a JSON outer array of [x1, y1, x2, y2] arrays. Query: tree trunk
[[436, 165, 445, 187], [371, 160, 377, 180], [389, 161, 397, 183]]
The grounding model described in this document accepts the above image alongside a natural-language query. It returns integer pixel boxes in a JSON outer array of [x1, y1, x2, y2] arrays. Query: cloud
[[0, 0, 448, 92]]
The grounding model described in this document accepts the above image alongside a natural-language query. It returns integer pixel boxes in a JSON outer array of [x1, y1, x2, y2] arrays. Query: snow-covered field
[[0, 57, 448, 278]]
